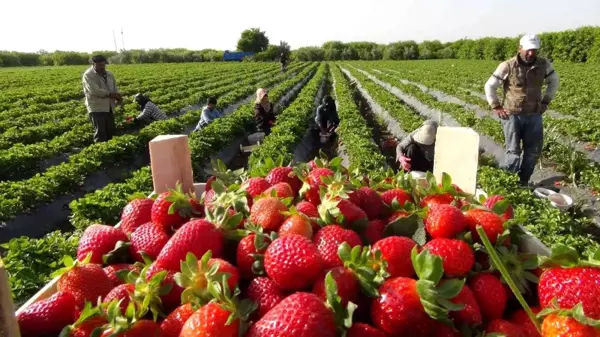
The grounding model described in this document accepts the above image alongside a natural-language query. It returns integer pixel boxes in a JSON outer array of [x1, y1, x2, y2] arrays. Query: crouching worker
[[315, 95, 339, 135], [254, 88, 275, 135], [396, 120, 439, 172], [194, 96, 223, 131], [126, 93, 168, 125]]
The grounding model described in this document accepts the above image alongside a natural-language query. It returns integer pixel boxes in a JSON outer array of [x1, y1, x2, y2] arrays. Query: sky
[[2, 0, 599, 53]]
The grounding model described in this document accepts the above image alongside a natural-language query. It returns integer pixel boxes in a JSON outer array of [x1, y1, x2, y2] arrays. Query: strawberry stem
[[476, 226, 541, 333]]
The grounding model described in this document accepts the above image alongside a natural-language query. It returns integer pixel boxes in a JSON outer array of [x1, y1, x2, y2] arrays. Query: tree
[[237, 28, 269, 53]]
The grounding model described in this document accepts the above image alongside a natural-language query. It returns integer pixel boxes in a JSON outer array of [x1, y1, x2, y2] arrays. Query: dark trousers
[[88, 110, 116, 143], [404, 143, 434, 173]]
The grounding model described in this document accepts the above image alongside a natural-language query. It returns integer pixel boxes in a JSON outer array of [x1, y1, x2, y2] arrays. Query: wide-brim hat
[[413, 121, 438, 145]]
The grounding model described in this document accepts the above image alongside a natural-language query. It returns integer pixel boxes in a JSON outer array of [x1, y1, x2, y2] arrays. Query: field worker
[[396, 120, 439, 173], [280, 53, 288, 72], [484, 34, 560, 187], [315, 95, 340, 135], [254, 88, 276, 135], [194, 97, 223, 131], [82, 55, 122, 142], [126, 93, 167, 125]]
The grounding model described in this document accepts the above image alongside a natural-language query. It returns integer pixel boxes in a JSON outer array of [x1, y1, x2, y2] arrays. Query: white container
[[533, 187, 573, 211]]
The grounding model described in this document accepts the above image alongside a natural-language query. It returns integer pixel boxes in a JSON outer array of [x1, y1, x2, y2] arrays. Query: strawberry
[[419, 193, 455, 208], [236, 231, 272, 280], [373, 236, 417, 278], [431, 322, 462, 337], [346, 323, 388, 337], [484, 194, 514, 221], [313, 225, 362, 269], [104, 264, 139, 287], [57, 262, 113, 308], [145, 264, 183, 313], [246, 292, 337, 337], [469, 273, 507, 321], [448, 283, 482, 327], [247, 277, 286, 318], [486, 319, 527, 337], [302, 167, 335, 205], [179, 302, 239, 337], [510, 307, 541, 337], [151, 185, 196, 230], [541, 313, 600, 337], [17, 292, 77, 337], [244, 177, 271, 198], [76, 224, 128, 264], [347, 190, 363, 208], [423, 238, 475, 277], [264, 234, 324, 290], [129, 222, 170, 262], [387, 210, 410, 224], [266, 166, 302, 196], [249, 196, 287, 231], [425, 204, 468, 239], [154, 219, 224, 272], [66, 315, 108, 337], [104, 283, 135, 313], [465, 208, 506, 244], [264, 182, 294, 199], [312, 266, 359, 306], [205, 176, 216, 191], [120, 198, 154, 235], [101, 320, 162, 337], [278, 214, 313, 239], [356, 187, 383, 220], [160, 304, 195, 337], [364, 219, 385, 244], [380, 188, 413, 208], [296, 200, 321, 232], [538, 266, 600, 319]]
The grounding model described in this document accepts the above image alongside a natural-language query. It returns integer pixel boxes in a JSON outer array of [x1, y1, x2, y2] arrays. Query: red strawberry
[[448, 283, 482, 327], [179, 302, 239, 337], [484, 194, 514, 221], [431, 322, 461, 337], [76, 224, 128, 264], [423, 238, 475, 277], [58, 264, 113, 308], [104, 264, 139, 287], [145, 264, 183, 313], [312, 266, 359, 306], [264, 234, 324, 290], [208, 258, 240, 291], [100, 320, 162, 337], [510, 307, 541, 337], [17, 292, 77, 337], [296, 200, 320, 232], [265, 182, 294, 199], [66, 316, 108, 337], [357, 187, 383, 220], [364, 219, 385, 244], [129, 222, 170, 262], [236, 234, 270, 279], [347, 190, 363, 208], [244, 177, 271, 198], [205, 176, 216, 191], [247, 277, 286, 318], [346, 323, 388, 337], [313, 225, 362, 269], [486, 319, 527, 337], [425, 204, 468, 239], [104, 283, 135, 313], [160, 303, 195, 337], [266, 166, 302, 196], [304, 168, 335, 205], [380, 188, 413, 207], [387, 210, 410, 224], [419, 193, 455, 208], [469, 273, 507, 321], [541, 313, 600, 337], [465, 209, 506, 244], [336, 199, 368, 226], [120, 198, 154, 235], [373, 236, 417, 278], [151, 187, 194, 230], [154, 219, 224, 272], [279, 214, 313, 239], [249, 197, 287, 231], [246, 292, 337, 337]]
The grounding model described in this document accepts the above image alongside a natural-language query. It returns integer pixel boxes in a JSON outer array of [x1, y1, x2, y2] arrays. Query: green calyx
[[89, 299, 140, 337], [207, 275, 257, 336], [207, 180, 250, 216], [102, 241, 133, 265], [412, 247, 465, 326], [476, 243, 539, 294], [174, 251, 232, 306], [205, 159, 246, 187], [338, 242, 389, 297], [163, 183, 196, 218], [59, 301, 103, 337], [324, 271, 358, 335], [538, 243, 600, 269], [116, 264, 171, 321], [51, 253, 92, 278], [538, 299, 600, 328], [244, 222, 277, 276], [205, 206, 245, 235]]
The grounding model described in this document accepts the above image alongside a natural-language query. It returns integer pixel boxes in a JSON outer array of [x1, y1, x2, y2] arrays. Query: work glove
[[398, 155, 411, 171]]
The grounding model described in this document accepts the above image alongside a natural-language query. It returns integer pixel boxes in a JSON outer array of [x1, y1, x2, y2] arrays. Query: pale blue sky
[[2, 0, 599, 52]]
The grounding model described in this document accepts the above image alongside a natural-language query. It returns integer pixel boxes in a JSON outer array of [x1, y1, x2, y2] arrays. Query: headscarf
[[134, 93, 150, 111], [413, 120, 439, 145], [322, 95, 337, 114], [255, 88, 268, 104]]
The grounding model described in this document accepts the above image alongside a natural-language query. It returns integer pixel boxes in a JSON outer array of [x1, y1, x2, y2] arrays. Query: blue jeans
[[501, 114, 544, 185]]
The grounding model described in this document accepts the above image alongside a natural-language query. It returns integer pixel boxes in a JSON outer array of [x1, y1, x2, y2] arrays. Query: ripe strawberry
[[364, 219, 385, 244], [484, 194, 514, 221], [423, 238, 475, 277], [264, 234, 324, 290], [249, 197, 287, 231], [58, 263, 113, 308], [208, 258, 240, 291], [347, 190, 363, 208], [104, 264, 139, 287], [17, 292, 77, 337], [179, 302, 240, 337], [431, 322, 462, 337], [265, 182, 294, 199], [469, 273, 507, 321], [278, 214, 313, 239], [541, 313, 600, 337], [425, 204, 468, 239], [380, 188, 413, 207], [205, 176, 216, 191], [247, 277, 286, 318], [314, 225, 362, 269], [120, 198, 154, 235], [236, 233, 271, 279], [419, 193, 455, 208], [486, 319, 527, 337], [160, 304, 195, 337], [129, 222, 170, 262], [266, 166, 302, 196], [145, 264, 183, 313], [304, 167, 335, 205], [346, 323, 388, 337], [246, 292, 337, 337], [154, 219, 224, 272], [151, 186, 195, 230], [373, 236, 417, 278], [448, 283, 482, 327], [101, 320, 162, 337], [296, 200, 321, 232], [244, 177, 271, 198], [66, 316, 108, 337], [465, 209, 506, 244], [510, 307, 541, 337], [76, 224, 128, 264], [312, 266, 359, 306], [356, 187, 383, 220], [104, 283, 135, 313], [387, 210, 410, 224]]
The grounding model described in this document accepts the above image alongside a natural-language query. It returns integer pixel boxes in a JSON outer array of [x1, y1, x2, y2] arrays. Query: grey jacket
[[395, 132, 435, 161], [82, 67, 119, 113]]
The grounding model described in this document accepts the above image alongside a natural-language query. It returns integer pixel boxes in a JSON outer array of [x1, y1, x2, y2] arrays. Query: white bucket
[[533, 187, 573, 211]]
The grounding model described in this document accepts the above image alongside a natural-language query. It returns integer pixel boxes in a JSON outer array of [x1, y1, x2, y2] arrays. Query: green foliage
[[237, 28, 270, 53]]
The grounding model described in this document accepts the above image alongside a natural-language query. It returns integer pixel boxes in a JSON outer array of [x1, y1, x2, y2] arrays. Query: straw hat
[[413, 120, 438, 145]]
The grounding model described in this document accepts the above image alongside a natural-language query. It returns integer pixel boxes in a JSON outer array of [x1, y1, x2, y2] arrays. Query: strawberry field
[[1, 60, 600, 336]]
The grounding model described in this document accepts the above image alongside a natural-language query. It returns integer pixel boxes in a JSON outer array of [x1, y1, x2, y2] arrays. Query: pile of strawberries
[[16, 157, 600, 337]]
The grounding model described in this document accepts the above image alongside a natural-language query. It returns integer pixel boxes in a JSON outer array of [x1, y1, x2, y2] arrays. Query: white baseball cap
[[520, 34, 541, 50]]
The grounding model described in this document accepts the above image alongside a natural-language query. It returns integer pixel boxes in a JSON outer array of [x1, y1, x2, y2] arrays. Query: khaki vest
[[502, 55, 549, 114]]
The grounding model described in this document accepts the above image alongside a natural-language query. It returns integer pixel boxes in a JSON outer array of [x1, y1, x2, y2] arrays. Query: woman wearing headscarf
[[315, 95, 339, 134], [254, 88, 276, 135], [396, 120, 439, 172], [126, 93, 168, 125]]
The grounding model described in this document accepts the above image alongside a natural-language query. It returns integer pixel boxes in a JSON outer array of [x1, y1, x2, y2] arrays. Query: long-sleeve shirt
[[82, 67, 119, 113], [315, 104, 340, 127], [194, 106, 223, 131], [396, 133, 435, 163], [254, 103, 275, 133], [136, 101, 168, 122], [484, 58, 560, 109]]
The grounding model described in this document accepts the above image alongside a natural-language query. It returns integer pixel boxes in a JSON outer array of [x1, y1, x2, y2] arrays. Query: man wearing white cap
[[484, 34, 560, 186], [396, 120, 438, 172]]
